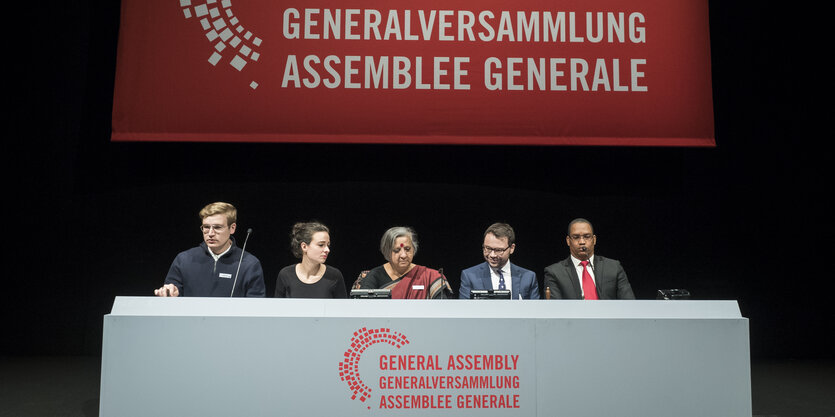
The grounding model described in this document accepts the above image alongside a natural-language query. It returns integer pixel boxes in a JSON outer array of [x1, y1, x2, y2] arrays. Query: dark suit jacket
[[459, 262, 540, 299], [543, 255, 635, 299]]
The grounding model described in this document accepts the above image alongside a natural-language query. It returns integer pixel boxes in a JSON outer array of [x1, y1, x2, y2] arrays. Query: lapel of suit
[[510, 263, 522, 299], [564, 257, 582, 299], [593, 256, 606, 299], [480, 263, 493, 291]]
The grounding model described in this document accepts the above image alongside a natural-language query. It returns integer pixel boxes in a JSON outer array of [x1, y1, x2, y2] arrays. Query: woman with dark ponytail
[[274, 222, 347, 298]]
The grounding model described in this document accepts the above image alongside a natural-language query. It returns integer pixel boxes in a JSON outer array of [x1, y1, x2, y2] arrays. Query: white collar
[[208, 242, 233, 261], [492, 262, 511, 275], [570, 254, 595, 267]]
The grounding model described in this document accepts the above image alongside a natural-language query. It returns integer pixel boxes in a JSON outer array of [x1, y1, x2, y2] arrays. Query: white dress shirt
[[490, 262, 513, 293], [570, 255, 596, 297]]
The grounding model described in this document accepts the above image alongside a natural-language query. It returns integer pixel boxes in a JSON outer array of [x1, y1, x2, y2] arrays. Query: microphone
[[438, 268, 452, 295], [230, 228, 253, 297]]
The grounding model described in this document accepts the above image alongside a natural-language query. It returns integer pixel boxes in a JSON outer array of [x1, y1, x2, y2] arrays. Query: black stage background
[[6, 1, 829, 364]]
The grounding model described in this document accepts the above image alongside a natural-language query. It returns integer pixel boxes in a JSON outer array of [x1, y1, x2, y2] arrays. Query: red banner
[[111, 0, 715, 146]]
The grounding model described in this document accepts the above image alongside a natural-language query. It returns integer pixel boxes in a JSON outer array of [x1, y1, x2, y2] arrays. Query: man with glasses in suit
[[544, 218, 635, 300], [459, 223, 540, 299]]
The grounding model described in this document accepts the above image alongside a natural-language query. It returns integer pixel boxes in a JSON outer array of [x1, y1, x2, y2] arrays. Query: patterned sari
[[381, 265, 450, 299]]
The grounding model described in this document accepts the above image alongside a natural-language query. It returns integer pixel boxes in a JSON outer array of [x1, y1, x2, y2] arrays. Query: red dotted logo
[[338, 327, 409, 402]]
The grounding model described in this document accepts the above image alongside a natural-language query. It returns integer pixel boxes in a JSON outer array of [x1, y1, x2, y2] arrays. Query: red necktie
[[580, 260, 598, 300]]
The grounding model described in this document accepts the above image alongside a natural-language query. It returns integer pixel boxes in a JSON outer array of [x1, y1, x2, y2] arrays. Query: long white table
[[100, 297, 751, 416]]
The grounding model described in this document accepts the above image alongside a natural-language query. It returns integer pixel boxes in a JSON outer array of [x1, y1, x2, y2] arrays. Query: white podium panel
[[100, 298, 750, 417]]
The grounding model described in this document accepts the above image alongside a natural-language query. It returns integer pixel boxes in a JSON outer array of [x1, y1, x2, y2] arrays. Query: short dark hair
[[567, 218, 594, 235], [290, 221, 329, 258], [484, 223, 515, 246]]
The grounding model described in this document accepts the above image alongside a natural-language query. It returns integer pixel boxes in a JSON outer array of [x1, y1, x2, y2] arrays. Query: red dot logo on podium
[[338, 327, 410, 402]]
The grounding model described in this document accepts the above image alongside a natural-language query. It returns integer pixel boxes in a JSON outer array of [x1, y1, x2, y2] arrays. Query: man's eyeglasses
[[483, 245, 510, 255], [200, 224, 227, 234]]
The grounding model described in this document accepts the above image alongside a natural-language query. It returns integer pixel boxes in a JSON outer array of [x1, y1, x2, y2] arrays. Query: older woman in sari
[[358, 226, 450, 299]]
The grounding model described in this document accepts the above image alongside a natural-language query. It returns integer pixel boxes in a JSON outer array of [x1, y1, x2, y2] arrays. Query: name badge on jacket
[[219, 273, 232, 279], [412, 285, 425, 290]]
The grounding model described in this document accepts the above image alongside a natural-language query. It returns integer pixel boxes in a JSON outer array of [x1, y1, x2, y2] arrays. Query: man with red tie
[[544, 218, 635, 300]]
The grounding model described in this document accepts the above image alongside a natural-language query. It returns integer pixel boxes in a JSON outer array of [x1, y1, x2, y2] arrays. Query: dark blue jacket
[[459, 262, 540, 300], [164, 239, 265, 297]]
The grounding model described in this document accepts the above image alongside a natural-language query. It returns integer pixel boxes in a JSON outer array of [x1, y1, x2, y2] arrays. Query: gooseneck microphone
[[230, 228, 253, 297]]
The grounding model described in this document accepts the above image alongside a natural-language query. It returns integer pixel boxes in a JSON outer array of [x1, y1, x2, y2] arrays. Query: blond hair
[[199, 202, 237, 225]]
